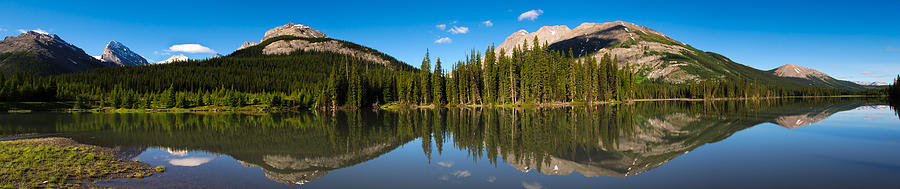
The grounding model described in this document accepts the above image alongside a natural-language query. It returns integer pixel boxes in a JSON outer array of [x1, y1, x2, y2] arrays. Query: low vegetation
[[0, 137, 155, 188]]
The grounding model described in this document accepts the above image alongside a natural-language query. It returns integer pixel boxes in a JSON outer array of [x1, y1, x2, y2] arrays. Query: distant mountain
[[237, 22, 329, 51], [157, 54, 188, 64], [767, 64, 863, 89], [853, 81, 890, 86], [232, 23, 410, 70], [100, 41, 149, 66], [0, 31, 108, 75], [497, 21, 864, 90]]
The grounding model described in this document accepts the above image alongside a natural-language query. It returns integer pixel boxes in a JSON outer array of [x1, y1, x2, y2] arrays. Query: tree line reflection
[[0, 98, 890, 184]]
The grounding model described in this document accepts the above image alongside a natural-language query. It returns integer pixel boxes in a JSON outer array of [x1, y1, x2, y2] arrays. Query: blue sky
[[1, 0, 898, 82]]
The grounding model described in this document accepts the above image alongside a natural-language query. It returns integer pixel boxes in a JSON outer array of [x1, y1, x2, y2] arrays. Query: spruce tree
[[432, 58, 445, 105], [165, 84, 176, 108], [420, 49, 432, 105], [484, 46, 496, 104]]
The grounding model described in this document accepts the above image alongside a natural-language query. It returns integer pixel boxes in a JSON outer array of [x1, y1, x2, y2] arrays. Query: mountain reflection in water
[[0, 98, 893, 186]]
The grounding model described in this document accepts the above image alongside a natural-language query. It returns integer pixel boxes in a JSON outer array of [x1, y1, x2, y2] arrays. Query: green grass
[[0, 138, 154, 188]]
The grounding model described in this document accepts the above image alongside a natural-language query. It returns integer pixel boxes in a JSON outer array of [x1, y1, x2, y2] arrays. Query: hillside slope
[[768, 64, 864, 90], [49, 24, 414, 96], [498, 21, 863, 89], [0, 31, 108, 75]]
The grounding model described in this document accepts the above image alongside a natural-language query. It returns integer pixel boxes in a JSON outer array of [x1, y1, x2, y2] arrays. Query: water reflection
[[0, 98, 894, 186]]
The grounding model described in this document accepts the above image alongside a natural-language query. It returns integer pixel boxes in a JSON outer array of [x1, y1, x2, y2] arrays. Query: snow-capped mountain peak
[[157, 54, 189, 64], [100, 40, 149, 66]]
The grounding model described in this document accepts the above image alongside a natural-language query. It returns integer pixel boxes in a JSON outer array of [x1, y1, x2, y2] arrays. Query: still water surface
[[2, 98, 899, 188]]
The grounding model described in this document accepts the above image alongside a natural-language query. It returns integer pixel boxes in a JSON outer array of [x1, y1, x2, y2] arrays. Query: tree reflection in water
[[0, 98, 888, 185]]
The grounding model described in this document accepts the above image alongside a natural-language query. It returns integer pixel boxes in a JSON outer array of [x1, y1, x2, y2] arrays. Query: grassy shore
[[0, 137, 159, 188]]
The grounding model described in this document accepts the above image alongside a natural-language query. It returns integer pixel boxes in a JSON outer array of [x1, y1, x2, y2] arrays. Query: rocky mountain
[[0, 31, 108, 75], [497, 25, 571, 55], [237, 22, 329, 50], [232, 23, 411, 70], [157, 54, 188, 64], [100, 40, 149, 66], [497, 21, 864, 89], [768, 64, 863, 89], [770, 64, 828, 78]]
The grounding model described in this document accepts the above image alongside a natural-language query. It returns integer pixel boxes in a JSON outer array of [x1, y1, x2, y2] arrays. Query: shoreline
[[381, 95, 879, 110], [1, 95, 883, 113]]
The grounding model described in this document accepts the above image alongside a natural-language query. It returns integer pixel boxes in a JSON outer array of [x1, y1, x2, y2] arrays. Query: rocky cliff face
[[262, 22, 328, 41], [100, 40, 149, 66], [497, 25, 571, 55], [0, 31, 107, 75], [496, 21, 700, 83], [494, 21, 864, 89], [237, 22, 329, 51], [233, 23, 405, 69]]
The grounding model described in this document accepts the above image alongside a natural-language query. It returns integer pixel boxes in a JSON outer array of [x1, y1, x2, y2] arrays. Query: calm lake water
[[2, 98, 900, 188]]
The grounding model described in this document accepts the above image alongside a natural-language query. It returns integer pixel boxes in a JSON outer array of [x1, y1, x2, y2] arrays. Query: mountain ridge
[[0, 31, 108, 75], [100, 40, 149, 66], [496, 21, 864, 90]]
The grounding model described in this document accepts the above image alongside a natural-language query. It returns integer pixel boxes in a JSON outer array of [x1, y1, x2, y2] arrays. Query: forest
[[0, 36, 886, 111]]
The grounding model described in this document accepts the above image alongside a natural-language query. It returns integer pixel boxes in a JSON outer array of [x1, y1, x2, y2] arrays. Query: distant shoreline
[[0, 95, 883, 113]]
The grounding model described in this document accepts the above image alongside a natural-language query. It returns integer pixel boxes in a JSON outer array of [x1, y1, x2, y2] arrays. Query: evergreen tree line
[[0, 36, 885, 110], [0, 49, 409, 110], [889, 75, 900, 101], [399, 36, 866, 106]]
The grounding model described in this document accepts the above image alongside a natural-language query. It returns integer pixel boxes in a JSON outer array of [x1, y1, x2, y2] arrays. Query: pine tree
[[497, 48, 510, 104], [432, 58, 445, 105], [566, 50, 577, 102], [165, 84, 176, 108], [348, 59, 362, 108], [420, 49, 432, 105], [484, 46, 496, 104], [195, 92, 205, 107], [890, 75, 900, 101]]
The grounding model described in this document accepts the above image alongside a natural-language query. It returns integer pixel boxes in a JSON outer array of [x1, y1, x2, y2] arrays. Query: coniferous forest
[[0, 36, 886, 111]]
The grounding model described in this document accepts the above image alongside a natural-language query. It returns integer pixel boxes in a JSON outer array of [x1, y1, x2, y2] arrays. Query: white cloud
[[0, 27, 6, 32], [518, 9, 544, 21], [522, 181, 543, 189], [436, 24, 447, 30], [437, 161, 454, 167], [434, 37, 452, 44], [168, 44, 216, 53], [18, 28, 49, 34], [482, 20, 493, 27], [169, 157, 216, 167], [448, 26, 469, 34], [452, 170, 471, 178]]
